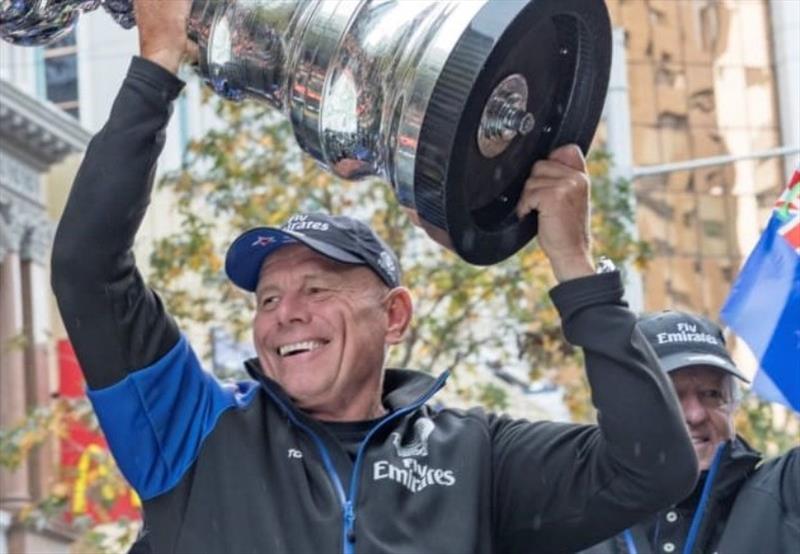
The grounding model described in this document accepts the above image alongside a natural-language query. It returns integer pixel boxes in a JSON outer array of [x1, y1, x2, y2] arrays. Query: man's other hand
[[133, 0, 197, 74], [515, 144, 594, 282]]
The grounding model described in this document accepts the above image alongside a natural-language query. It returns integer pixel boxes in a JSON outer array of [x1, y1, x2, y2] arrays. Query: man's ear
[[384, 287, 413, 345]]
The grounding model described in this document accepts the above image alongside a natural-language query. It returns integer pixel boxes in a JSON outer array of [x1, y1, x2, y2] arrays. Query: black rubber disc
[[414, 0, 611, 265]]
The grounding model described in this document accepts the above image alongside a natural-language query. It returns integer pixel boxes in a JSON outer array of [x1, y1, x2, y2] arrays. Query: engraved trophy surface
[[1, 0, 612, 265]]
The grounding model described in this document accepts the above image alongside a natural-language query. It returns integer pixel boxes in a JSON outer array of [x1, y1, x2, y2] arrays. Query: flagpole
[[632, 145, 800, 179], [605, 27, 644, 313]]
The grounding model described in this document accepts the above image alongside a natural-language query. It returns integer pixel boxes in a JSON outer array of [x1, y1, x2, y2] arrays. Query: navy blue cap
[[225, 213, 401, 292], [638, 311, 749, 382]]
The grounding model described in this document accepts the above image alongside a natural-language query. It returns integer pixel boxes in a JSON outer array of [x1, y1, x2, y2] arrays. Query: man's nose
[[275, 291, 311, 325], [681, 394, 708, 425]]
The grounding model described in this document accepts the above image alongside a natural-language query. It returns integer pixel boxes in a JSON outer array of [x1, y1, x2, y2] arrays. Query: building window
[[43, 31, 79, 118]]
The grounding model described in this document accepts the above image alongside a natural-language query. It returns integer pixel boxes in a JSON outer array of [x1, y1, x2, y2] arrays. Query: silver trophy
[[1, 0, 611, 265]]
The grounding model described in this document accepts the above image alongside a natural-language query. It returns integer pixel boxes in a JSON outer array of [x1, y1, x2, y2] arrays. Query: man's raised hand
[[515, 144, 595, 282], [133, 0, 197, 74]]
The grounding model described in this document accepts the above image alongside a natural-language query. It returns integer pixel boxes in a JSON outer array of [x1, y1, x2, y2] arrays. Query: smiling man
[[50, 1, 698, 553], [229, 214, 410, 422], [580, 310, 800, 554]]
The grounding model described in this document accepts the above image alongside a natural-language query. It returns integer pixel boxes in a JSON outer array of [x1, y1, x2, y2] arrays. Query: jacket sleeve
[[491, 271, 697, 554], [50, 57, 254, 500], [716, 445, 800, 554], [775, 446, 800, 520], [51, 56, 185, 389]]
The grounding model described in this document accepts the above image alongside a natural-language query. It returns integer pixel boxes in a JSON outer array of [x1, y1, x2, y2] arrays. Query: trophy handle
[[102, 0, 136, 29]]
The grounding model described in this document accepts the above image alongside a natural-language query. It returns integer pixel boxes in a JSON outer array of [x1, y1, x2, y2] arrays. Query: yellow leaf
[[101, 484, 116, 501], [51, 481, 70, 498]]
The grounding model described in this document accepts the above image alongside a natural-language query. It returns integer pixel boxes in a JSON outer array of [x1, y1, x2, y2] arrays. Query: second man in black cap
[[581, 310, 799, 554]]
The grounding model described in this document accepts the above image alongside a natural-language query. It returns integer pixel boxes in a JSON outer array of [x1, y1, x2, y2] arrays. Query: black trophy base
[[414, 0, 611, 265]]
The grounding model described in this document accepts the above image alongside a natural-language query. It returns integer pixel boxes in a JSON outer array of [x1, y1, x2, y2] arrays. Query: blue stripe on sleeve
[[87, 336, 259, 500]]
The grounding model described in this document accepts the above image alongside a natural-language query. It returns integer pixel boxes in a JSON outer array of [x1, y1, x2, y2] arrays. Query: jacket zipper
[[344, 371, 449, 554], [262, 372, 450, 554], [343, 499, 356, 554]]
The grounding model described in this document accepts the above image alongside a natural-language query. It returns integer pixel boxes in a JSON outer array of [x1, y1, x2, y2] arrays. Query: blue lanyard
[[623, 529, 639, 554], [683, 443, 726, 554]]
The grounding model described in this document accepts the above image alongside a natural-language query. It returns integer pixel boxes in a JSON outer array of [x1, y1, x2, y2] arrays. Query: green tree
[[735, 398, 799, 457], [0, 395, 141, 554]]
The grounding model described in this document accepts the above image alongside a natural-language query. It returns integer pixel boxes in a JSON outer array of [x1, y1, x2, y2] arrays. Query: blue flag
[[721, 169, 800, 412]]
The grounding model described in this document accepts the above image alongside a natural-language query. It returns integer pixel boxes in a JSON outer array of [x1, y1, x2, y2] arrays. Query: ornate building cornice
[[0, 78, 91, 171], [20, 218, 53, 264], [0, 152, 40, 204], [0, 78, 91, 263], [0, 190, 50, 261]]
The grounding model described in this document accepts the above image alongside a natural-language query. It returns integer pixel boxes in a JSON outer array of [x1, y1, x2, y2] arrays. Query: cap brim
[[659, 352, 750, 382], [225, 227, 364, 292]]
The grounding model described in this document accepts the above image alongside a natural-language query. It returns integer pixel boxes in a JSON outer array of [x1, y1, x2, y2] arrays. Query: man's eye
[[260, 296, 278, 308], [699, 389, 726, 406]]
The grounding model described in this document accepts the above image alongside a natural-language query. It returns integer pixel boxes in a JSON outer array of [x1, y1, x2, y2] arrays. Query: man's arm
[[51, 0, 194, 387], [490, 147, 697, 552], [491, 273, 696, 553], [714, 445, 800, 553], [51, 57, 185, 387], [50, 2, 252, 501]]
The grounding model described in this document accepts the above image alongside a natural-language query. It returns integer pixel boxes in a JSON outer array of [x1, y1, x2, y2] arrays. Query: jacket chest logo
[[390, 417, 435, 458], [374, 417, 457, 493]]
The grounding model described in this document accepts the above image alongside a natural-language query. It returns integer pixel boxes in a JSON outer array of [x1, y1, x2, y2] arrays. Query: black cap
[[225, 213, 401, 292], [638, 311, 749, 382]]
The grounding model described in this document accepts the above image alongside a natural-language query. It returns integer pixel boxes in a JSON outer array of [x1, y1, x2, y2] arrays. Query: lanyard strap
[[683, 442, 726, 554], [623, 529, 639, 554]]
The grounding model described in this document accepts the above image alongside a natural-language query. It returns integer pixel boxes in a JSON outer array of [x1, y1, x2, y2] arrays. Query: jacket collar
[[243, 358, 449, 420], [710, 435, 761, 499], [381, 369, 444, 410], [678, 435, 761, 511]]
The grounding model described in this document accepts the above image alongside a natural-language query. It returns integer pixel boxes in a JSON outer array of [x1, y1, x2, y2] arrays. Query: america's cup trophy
[[1, 0, 612, 265]]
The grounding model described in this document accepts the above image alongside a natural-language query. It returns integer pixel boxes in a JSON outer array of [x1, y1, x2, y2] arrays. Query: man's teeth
[[278, 340, 325, 357]]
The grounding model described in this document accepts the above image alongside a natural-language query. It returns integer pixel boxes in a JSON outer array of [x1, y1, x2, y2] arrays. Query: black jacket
[[51, 56, 697, 554], [579, 438, 800, 554]]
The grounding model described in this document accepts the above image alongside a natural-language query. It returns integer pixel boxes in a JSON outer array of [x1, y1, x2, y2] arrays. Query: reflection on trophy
[[0, 0, 611, 265]]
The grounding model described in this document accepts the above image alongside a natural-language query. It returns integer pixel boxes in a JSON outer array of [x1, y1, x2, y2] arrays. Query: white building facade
[[0, 12, 211, 553]]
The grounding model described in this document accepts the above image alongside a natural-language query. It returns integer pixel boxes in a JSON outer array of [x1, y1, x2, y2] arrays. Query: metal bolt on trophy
[[0, 0, 611, 265]]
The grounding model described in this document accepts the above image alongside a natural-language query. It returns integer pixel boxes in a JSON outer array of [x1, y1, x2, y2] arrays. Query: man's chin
[[694, 444, 713, 471], [281, 379, 332, 407]]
